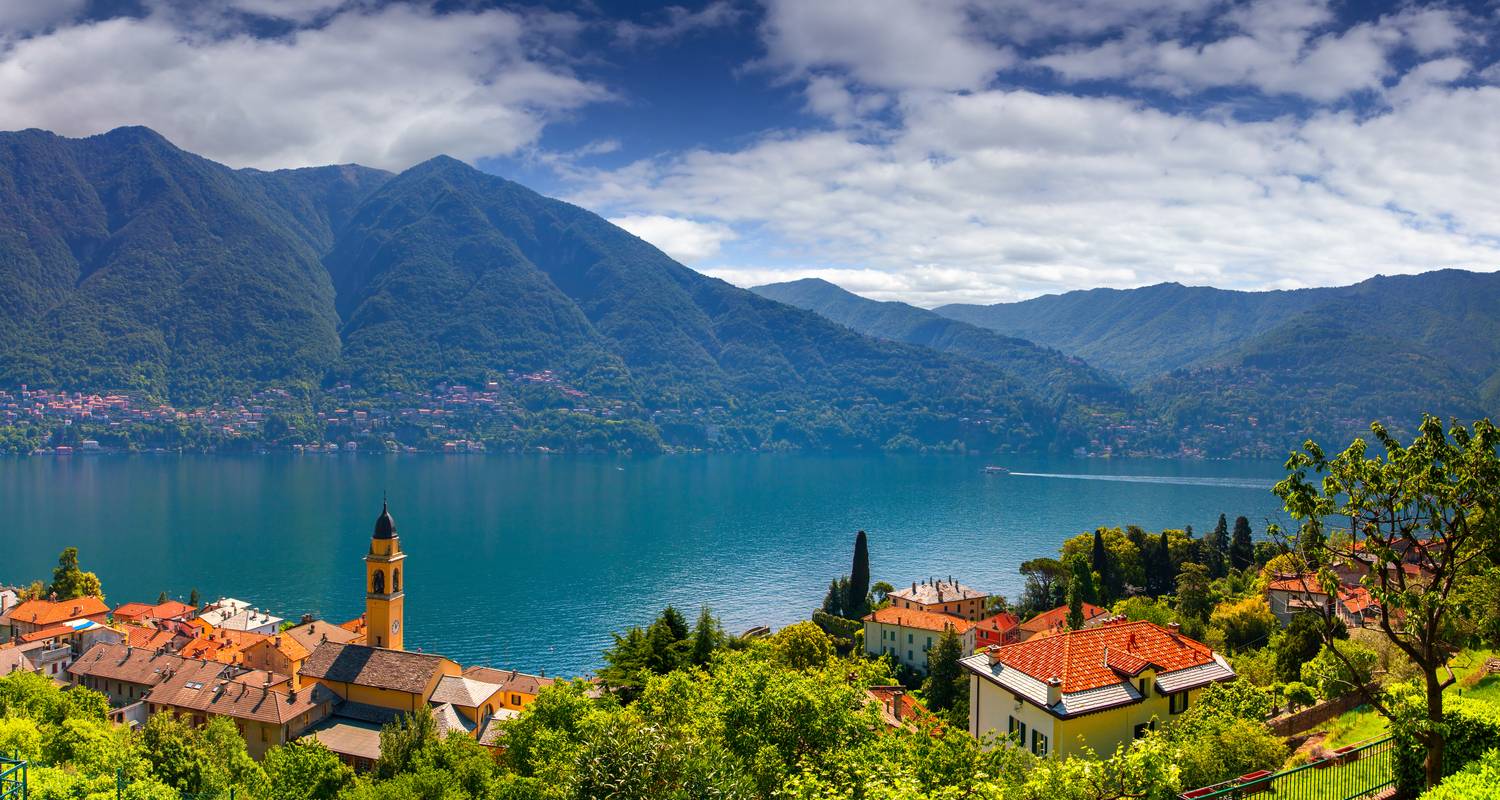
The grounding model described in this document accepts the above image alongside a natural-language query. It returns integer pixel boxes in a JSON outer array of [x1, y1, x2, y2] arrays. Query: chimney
[[1046, 676, 1062, 707], [891, 689, 903, 722], [1167, 622, 1180, 632]]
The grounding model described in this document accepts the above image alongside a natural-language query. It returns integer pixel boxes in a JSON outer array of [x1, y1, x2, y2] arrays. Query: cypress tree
[[846, 530, 870, 618], [923, 628, 966, 711], [1231, 516, 1255, 571]]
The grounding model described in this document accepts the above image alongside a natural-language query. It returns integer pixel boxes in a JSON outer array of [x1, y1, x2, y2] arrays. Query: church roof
[[373, 501, 397, 540]]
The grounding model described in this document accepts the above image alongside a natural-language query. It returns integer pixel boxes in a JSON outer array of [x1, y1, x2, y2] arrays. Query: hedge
[[1396, 695, 1500, 797]]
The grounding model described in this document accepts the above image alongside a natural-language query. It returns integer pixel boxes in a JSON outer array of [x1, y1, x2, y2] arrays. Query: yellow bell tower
[[364, 498, 406, 650]]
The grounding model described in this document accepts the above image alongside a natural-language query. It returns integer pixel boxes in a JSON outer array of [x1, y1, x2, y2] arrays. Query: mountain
[[751, 277, 1137, 416], [0, 127, 1070, 454], [0, 127, 389, 402], [935, 283, 1328, 383], [935, 270, 1500, 455]]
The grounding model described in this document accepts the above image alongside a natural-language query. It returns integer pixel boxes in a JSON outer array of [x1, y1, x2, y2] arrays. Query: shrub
[[1420, 748, 1500, 800], [1302, 641, 1379, 700]]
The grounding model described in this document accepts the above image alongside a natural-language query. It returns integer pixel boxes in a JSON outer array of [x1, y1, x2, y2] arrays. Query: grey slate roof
[[429, 675, 502, 708], [1155, 653, 1236, 693]]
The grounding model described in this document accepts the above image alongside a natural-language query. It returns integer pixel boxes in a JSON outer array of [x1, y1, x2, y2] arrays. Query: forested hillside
[[0, 128, 1069, 454]]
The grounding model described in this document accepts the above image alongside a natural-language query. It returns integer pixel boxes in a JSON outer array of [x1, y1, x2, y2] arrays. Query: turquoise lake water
[[0, 454, 1290, 676]]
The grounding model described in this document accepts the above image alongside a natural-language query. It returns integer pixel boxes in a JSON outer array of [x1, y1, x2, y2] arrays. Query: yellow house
[[961, 619, 1235, 758], [460, 666, 556, 710]]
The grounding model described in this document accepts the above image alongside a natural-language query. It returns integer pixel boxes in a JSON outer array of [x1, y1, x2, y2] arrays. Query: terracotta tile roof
[[304, 718, 383, 761], [126, 627, 177, 650], [862, 606, 976, 634], [988, 620, 1218, 694], [301, 642, 449, 695], [8, 597, 108, 626], [112, 602, 156, 621], [1019, 603, 1108, 636], [865, 685, 933, 729], [462, 666, 556, 696], [283, 620, 360, 655], [976, 611, 1019, 634], [180, 637, 226, 661], [477, 710, 520, 747], [152, 601, 195, 620], [147, 661, 333, 725], [19, 624, 75, 643], [1266, 574, 1328, 595]]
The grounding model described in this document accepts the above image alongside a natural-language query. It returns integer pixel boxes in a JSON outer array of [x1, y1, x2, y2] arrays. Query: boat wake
[[1006, 472, 1272, 490]]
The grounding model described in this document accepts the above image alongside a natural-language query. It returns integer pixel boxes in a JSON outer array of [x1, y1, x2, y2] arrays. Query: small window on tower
[[372, 571, 385, 594], [393, 568, 401, 593]]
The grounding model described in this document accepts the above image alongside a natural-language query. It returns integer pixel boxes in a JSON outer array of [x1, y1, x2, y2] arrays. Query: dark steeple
[[373, 498, 396, 539]]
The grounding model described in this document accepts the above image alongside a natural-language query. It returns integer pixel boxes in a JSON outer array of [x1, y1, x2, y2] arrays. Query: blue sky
[[3, 0, 1500, 304]]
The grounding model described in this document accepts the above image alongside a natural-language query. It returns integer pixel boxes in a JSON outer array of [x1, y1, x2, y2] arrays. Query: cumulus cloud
[[573, 81, 1500, 304], [0, 3, 609, 170], [759, 0, 1014, 91], [1036, 1, 1472, 101], [610, 214, 737, 263]]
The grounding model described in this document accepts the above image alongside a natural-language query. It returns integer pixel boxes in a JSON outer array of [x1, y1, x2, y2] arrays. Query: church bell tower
[[364, 499, 406, 650]]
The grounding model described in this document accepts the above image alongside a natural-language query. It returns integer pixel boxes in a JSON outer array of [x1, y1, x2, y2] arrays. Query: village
[[0, 498, 1436, 796]]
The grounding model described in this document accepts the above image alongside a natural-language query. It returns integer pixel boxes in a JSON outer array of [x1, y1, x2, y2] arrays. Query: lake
[[0, 453, 1291, 676]]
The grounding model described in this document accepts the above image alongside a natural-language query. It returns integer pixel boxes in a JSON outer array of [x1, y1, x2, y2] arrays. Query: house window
[[1170, 691, 1190, 714], [1134, 722, 1150, 739], [907, 650, 913, 662], [1032, 730, 1048, 757], [1008, 716, 1027, 745], [907, 633, 913, 643], [1138, 679, 1148, 697], [926, 637, 933, 648]]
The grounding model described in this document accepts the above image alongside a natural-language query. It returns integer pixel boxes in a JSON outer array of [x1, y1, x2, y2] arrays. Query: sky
[[2, 0, 1500, 305]]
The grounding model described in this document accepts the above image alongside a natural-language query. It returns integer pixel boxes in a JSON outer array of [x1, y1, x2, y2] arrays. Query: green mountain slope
[[1142, 270, 1500, 454], [936, 282, 1328, 383], [326, 157, 1062, 451], [0, 127, 384, 402], [0, 128, 1070, 453], [751, 277, 1140, 433]]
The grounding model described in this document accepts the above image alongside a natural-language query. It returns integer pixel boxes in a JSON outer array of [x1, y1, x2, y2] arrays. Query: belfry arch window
[[392, 568, 401, 593], [372, 570, 385, 594]]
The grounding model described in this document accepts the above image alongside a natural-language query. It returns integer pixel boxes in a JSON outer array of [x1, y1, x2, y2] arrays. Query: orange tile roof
[[126, 626, 178, 650], [113, 602, 156, 621], [989, 620, 1217, 693], [863, 605, 976, 634], [8, 597, 109, 626], [1266, 574, 1328, 595], [1019, 603, 1108, 635], [19, 624, 74, 643], [976, 611, 1019, 634], [152, 601, 195, 620], [180, 637, 225, 660]]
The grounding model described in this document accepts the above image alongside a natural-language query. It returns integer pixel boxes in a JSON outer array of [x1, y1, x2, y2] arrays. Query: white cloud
[[609, 214, 737, 263], [759, 0, 1014, 91], [1036, 1, 1472, 101], [573, 83, 1500, 305], [0, 4, 610, 170]]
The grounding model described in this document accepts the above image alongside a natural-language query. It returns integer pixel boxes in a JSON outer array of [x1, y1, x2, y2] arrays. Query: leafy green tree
[[1209, 597, 1277, 653], [376, 705, 439, 779], [1018, 558, 1067, 616], [770, 621, 833, 670], [49, 546, 104, 601], [846, 529, 870, 618], [157, 591, 169, 604], [1066, 555, 1095, 629], [923, 628, 966, 714], [870, 581, 895, 605], [1276, 613, 1345, 682], [1273, 416, 1500, 789], [1302, 641, 1379, 700], [1230, 516, 1255, 571], [689, 606, 723, 667], [819, 578, 847, 618], [1204, 514, 1230, 578], [1091, 528, 1114, 601], [189, 588, 201, 608], [1175, 563, 1212, 634], [1114, 596, 1173, 626]]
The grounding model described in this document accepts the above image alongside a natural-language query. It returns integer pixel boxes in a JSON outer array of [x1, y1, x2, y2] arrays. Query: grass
[[1313, 649, 1500, 750]]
